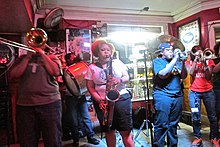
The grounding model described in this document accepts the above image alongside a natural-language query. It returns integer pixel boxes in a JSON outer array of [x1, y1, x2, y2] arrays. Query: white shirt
[[85, 59, 129, 97]]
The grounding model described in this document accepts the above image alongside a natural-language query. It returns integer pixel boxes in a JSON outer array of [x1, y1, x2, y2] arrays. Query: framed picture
[[65, 28, 92, 62], [66, 28, 91, 54], [178, 18, 201, 51]]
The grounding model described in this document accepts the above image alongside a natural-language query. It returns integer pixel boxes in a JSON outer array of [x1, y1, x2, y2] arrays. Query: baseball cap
[[159, 42, 173, 50]]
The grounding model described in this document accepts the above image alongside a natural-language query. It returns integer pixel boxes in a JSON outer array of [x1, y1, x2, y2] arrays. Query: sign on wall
[[178, 18, 201, 51]]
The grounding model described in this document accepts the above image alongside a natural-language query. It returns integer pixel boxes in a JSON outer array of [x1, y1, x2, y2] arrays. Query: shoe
[[88, 136, 100, 145], [72, 139, 79, 147], [211, 138, 220, 147], [191, 138, 203, 147]]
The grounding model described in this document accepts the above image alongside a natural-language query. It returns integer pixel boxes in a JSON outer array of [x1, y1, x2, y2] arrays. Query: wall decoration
[[178, 18, 200, 51], [66, 28, 91, 55]]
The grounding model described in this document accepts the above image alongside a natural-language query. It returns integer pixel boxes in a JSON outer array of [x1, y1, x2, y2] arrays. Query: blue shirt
[[152, 58, 183, 97]]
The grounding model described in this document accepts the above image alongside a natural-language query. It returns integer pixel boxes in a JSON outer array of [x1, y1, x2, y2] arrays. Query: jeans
[[188, 90, 219, 139], [16, 100, 62, 147], [62, 95, 95, 140], [78, 96, 95, 138], [153, 94, 182, 147]]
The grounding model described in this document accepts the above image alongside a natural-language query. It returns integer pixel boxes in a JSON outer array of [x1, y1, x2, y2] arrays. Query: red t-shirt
[[185, 60, 215, 92]]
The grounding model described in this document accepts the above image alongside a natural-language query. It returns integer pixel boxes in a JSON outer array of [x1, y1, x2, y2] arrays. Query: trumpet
[[0, 28, 48, 53], [171, 50, 189, 75], [203, 48, 214, 60], [191, 48, 214, 61]]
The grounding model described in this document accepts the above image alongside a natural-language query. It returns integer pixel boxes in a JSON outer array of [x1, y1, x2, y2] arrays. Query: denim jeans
[[78, 96, 95, 138], [188, 90, 219, 139], [63, 95, 95, 140], [153, 94, 183, 147], [16, 100, 62, 147]]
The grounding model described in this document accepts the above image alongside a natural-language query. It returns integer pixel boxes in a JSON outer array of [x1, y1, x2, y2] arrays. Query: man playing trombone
[[9, 29, 63, 147]]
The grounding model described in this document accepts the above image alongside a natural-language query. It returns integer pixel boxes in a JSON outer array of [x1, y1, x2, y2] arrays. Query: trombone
[[0, 28, 49, 53]]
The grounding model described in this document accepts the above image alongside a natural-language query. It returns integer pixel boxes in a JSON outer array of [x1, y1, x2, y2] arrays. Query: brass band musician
[[152, 42, 187, 146], [186, 45, 220, 146], [85, 39, 134, 147], [9, 29, 63, 147]]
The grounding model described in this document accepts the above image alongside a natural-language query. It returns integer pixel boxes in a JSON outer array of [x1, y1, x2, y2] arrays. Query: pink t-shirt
[[186, 60, 215, 92]]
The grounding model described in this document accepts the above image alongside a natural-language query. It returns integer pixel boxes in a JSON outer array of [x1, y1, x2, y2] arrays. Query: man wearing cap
[[152, 42, 187, 146]]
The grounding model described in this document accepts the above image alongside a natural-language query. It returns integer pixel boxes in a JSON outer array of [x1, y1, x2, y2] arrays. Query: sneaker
[[211, 138, 220, 147], [88, 136, 100, 145], [191, 138, 203, 147]]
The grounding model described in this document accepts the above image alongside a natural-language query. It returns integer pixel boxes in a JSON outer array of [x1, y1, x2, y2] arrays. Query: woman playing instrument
[[85, 39, 134, 147]]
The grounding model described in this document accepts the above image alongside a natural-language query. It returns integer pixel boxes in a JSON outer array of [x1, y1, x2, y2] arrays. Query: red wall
[[171, 8, 220, 48], [24, 0, 34, 26]]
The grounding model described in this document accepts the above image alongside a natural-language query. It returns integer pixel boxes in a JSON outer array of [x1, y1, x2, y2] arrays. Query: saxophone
[[102, 58, 120, 127]]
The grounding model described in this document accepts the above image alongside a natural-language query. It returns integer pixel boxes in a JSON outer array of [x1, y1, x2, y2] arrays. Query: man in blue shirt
[[152, 42, 187, 146]]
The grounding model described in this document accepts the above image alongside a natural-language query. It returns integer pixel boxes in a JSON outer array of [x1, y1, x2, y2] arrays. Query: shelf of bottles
[[127, 59, 153, 101]]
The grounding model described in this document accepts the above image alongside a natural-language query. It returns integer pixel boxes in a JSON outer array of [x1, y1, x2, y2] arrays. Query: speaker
[[132, 107, 146, 129]]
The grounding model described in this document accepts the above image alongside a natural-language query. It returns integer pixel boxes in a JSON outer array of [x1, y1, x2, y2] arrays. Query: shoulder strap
[[95, 62, 103, 69]]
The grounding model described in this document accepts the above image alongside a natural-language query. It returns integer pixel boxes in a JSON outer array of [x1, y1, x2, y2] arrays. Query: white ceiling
[[39, 0, 219, 18], [0, 0, 219, 34]]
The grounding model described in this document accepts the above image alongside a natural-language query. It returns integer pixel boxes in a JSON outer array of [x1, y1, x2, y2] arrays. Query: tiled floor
[[3, 122, 214, 147], [1, 109, 214, 147], [60, 122, 213, 147]]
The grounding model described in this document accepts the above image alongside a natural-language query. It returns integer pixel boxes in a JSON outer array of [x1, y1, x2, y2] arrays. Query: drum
[[63, 61, 89, 97]]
